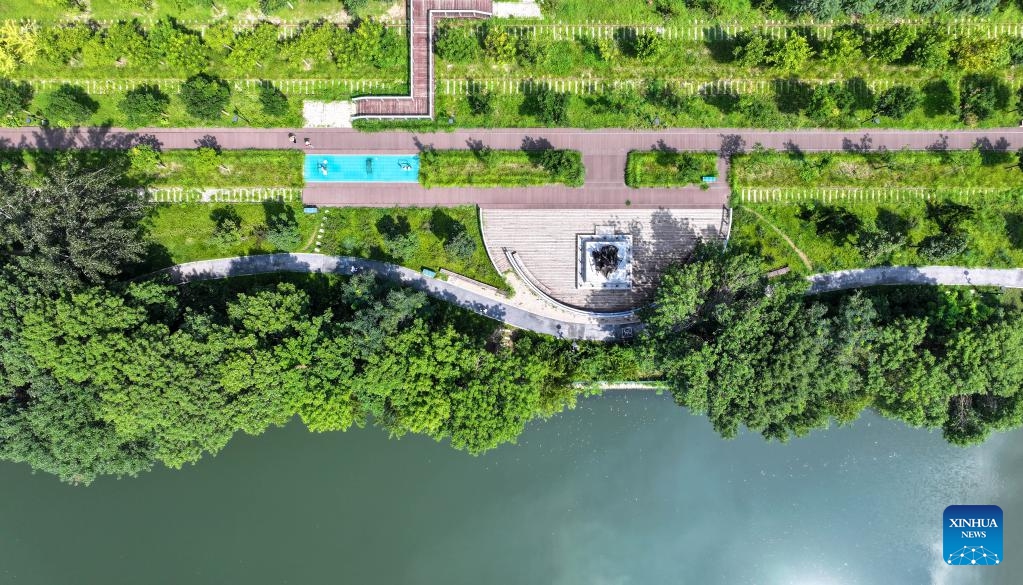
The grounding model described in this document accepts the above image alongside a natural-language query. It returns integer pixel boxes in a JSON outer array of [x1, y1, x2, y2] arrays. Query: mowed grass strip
[[148, 150, 304, 188], [419, 149, 584, 188], [732, 148, 1023, 191], [625, 150, 718, 187]]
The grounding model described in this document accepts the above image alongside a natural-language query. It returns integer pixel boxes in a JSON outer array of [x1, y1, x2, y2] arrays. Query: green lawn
[[732, 148, 1023, 191], [730, 148, 1023, 274], [735, 196, 1023, 274], [11, 149, 303, 188], [0, 0, 396, 23], [145, 150, 304, 188], [318, 206, 508, 290], [625, 150, 717, 187], [142, 201, 319, 271], [419, 149, 584, 187]]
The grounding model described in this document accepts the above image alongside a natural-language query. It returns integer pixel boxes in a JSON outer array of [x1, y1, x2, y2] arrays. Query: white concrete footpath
[[808, 266, 1023, 293], [160, 253, 640, 341]]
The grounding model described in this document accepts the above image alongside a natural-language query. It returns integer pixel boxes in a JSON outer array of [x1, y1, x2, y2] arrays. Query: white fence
[[439, 76, 953, 96], [24, 78, 402, 95], [475, 18, 1023, 41], [147, 187, 301, 204], [738, 186, 1014, 203]]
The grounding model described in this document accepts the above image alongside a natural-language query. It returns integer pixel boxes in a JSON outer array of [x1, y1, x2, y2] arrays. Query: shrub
[[118, 85, 170, 128], [768, 34, 813, 74], [874, 85, 921, 120], [537, 149, 584, 185], [0, 78, 32, 117], [42, 84, 98, 126], [466, 82, 493, 116], [918, 232, 968, 262], [179, 74, 230, 121], [258, 81, 289, 117], [435, 25, 479, 62], [444, 230, 477, 261], [866, 25, 917, 64], [959, 74, 1008, 124], [529, 86, 570, 125]]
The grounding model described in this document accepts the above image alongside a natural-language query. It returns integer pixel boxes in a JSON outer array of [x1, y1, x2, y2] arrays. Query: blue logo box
[[944, 505, 1003, 566]]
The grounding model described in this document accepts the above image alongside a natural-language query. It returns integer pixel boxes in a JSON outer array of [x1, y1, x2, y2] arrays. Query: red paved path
[[1, 126, 1020, 209]]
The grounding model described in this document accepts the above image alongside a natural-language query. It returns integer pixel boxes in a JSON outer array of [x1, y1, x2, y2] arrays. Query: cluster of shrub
[[2, 17, 404, 77], [732, 23, 1023, 73], [0, 74, 288, 127], [437, 21, 1023, 74]]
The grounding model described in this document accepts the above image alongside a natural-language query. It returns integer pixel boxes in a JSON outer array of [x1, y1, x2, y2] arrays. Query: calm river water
[[1, 391, 1019, 585]]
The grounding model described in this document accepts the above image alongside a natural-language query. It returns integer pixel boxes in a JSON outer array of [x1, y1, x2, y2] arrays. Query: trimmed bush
[[179, 74, 230, 121]]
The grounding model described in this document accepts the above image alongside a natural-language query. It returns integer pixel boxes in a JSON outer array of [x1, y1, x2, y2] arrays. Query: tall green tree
[[0, 160, 148, 290]]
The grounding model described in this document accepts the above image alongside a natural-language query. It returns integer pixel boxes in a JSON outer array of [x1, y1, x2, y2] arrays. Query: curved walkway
[[160, 253, 640, 341], [159, 255, 1023, 339], [808, 266, 1023, 293]]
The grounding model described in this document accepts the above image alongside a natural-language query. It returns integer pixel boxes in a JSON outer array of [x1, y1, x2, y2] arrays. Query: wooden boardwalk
[[354, 0, 493, 119]]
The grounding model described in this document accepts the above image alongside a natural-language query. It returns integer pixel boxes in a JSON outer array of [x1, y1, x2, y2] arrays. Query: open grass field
[[142, 201, 319, 270], [732, 148, 1023, 191], [734, 195, 1023, 274], [730, 149, 1023, 274], [419, 149, 583, 187], [625, 150, 718, 187], [318, 206, 508, 290]]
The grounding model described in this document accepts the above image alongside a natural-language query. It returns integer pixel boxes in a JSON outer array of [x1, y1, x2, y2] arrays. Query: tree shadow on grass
[[1005, 213, 1023, 250], [876, 208, 915, 239], [922, 79, 957, 117], [430, 208, 465, 242], [376, 214, 412, 239], [798, 203, 864, 245]]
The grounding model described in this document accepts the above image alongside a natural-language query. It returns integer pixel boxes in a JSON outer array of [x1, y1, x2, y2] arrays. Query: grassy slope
[[419, 150, 583, 187], [318, 206, 508, 290], [730, 150, 1023, 274], [737, 198, 1023, 273], [143, 201, 319, 270], [625, 151, 718, 187]]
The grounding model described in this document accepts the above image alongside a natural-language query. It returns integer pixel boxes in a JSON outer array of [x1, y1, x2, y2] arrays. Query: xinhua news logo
[[944, 505, 1003, 566]]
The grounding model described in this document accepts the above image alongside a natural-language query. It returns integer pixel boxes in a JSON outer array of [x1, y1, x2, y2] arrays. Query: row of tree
[[1, 18, 403, 77], [437, 22, 1023, 75], [733, 24, 1023, 73], [644, 244, 1023, 445], [0, 74, 289, 126]]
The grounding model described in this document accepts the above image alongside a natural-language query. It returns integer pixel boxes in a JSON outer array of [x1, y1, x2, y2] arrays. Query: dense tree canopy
[[645, 245, 1023, 445]]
